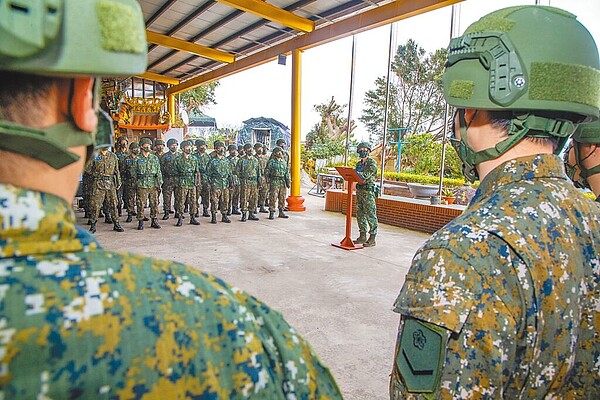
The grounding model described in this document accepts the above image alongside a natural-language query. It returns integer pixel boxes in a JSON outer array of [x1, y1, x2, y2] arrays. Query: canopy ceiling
[[136, 0, 462, 94]]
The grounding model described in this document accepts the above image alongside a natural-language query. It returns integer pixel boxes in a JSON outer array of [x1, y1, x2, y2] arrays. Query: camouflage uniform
[[390, 155, 600, 399], [195, 151, 211, 216], [132, 153, 163, 222], [237, 153, 261, 216], [175, 153, 199, 218], [123, 152, 138, 220], [81, 168, 93, 218], [256, 151, 269, 211], [0, 183, 343, 399], [264, 156, 290, 216], [227, 153, 241, 214], [86, 150, 121, 228], [207, 155, 231, 217], [114, 148, 128, 215], [160, 150, 180, 216], [355, 156, 378, 237]]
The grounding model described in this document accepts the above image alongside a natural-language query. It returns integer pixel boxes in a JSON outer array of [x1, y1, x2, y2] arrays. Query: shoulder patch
[[396, 318, 446, 393]]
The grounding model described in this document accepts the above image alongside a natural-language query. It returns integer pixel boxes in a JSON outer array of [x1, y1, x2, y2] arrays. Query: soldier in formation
[[114, 135, 129, 217], [123, 142, 139, 222], [207, 141, 232, 223], [237, 143, 261, 221], [195, 139, 211, 217], [227, 144, 241, 215], [86, 147, 123, 233], [255, 142, 269, 213], [133, 137, 163, 230], [175, 140, 201, 226], [354, 142, 378, 247], [160, 138, 179, 219], [153, 138, 165, 158], [264, 146, 290, 219]]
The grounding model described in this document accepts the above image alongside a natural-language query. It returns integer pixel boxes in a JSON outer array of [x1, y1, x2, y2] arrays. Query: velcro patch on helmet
[[448, 80, 475, 100], [529, 62, 600, 110], [97, 0, 145, 54]]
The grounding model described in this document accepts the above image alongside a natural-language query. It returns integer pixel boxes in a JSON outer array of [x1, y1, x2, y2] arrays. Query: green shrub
[[383, 171, 465, 187]]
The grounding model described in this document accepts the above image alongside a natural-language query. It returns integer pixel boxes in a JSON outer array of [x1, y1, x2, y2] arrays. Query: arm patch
[[395, 318, 446, 393]]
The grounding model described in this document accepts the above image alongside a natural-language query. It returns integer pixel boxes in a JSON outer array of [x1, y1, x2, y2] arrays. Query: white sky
[[204, 0, 600, 141]]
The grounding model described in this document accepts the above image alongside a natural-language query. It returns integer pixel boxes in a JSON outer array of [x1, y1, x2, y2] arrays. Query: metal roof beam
[[216, 0, 315, 33], [146, 30, 235, 63], [167, 0, 463, 95], [137, 71, 180, 85]]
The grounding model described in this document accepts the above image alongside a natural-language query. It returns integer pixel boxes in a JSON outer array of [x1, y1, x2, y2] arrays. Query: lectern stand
[[332, 167, 364, 250]]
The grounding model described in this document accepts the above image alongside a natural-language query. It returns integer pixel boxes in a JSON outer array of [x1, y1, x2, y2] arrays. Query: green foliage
[[204, 132, 227, 149], [179, 82, 220, 114], [360, 39, 447, 143], [442, 187, 455, 197], [383, 171, 464, 188], [398, 132, 462, 178]]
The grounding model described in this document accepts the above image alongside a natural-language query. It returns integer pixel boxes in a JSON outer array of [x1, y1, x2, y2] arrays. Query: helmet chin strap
[[575, 143, 600, 180]]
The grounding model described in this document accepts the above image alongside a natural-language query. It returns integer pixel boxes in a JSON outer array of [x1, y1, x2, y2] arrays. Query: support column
[[287, 49, 306, 211], [167, 93, 176, 125]]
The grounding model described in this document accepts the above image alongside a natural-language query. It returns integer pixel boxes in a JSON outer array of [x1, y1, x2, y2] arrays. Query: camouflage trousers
[[162, 177, 178, 213], [268, 185, 287, 212], [176, 187, 197, 216], [82, 174, 93, 214], [90, 185, 119, 223], [228, 184, 240, 211], [200, 181, 211, 209], [124, 181, 136, 214], [240, 183, 258, 212], [210, 186, 230, 214], [258, 181, 268, 208], [356, 187, 378, 235], [116, 185, 124, 215], [137, 187, 159, 220]]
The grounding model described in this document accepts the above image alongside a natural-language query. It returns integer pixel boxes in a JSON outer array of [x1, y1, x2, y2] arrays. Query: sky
[[204, 0, 600, 142]]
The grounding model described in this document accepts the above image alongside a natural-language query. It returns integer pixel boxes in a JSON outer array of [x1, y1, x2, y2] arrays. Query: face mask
[[246, 149, 254, 156], [142, 146, 151, 153], [274, 152, 282, 159], [358, 150, 368, 158], [199, 147, 206, 153], [131, 148, 140, 155], [230, 152, 237, 157], [169, 145, 178, 152], [183, 147, 191, 154], [255, 149, 262, 155], [218, 149, 225, 156]]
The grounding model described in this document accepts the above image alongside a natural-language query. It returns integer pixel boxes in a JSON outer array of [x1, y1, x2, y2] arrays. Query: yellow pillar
[[167, 93, 176, 125], [287, 49, 306, 211]]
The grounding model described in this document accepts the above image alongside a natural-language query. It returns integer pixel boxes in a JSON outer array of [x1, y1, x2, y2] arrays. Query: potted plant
[[442, 188, 456, 204]]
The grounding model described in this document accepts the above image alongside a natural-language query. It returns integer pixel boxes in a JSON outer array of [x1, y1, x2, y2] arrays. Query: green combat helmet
[[443, 6, 600, 181], [569, 119, 600, 185], [154, 139, 165, 146], [357, 142, 371, 151], [228, 144, 237, 152], [243, 143, 253, 150], [167, 138, 178, 147], [180, 140, 191, 149], [214, 141, 225, 149], [0, 0, 147, 169], [195, 139, 206, 147], [254, 142, 263, 148], [139, 137, 153, 147]]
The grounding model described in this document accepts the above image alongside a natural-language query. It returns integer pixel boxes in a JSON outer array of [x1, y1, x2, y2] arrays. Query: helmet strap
[[574, 143, 600, 179]]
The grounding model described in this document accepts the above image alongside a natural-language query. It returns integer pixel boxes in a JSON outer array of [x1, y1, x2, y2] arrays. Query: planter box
[[407, 183, 439, 199]]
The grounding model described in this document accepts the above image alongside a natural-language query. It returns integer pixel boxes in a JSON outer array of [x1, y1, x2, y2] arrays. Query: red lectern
[[332, 166, 364, 250]]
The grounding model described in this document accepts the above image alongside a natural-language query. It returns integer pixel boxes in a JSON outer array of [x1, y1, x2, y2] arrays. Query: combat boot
[[278, 209, 289, 219], [363, 234, 376, 247], [354, 231, 367, 244], [194, 211, 200, 218], [113, 221, 124, 232], [268, 211, 275, 220], [87, 218, 92, 225], [232, 206, 241, 215], [211, 213, 217, 224], [203, 207, 210, 217], [162, 211, 169, 220], [222, 214, 231, 223], [137, 220, 144, 230], [248, 212, 259, 221], [89, 222, 97, 234], [105, 215, 113, 224], [150, 218, 161, 229], [190, 216, 200, 225], [259, 206, 268, 213], [241, 212, 247, 222], [125, 213, 133, 223], [176, 216, 183, 227]]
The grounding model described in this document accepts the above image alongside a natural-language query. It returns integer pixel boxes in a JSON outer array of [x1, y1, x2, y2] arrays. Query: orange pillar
[[287, 49, 306, 211]]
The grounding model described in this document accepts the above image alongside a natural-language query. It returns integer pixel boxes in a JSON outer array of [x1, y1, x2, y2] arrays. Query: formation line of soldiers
[[82, 136, 291, 232]]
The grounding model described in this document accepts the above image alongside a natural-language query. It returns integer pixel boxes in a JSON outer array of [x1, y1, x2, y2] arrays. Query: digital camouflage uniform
[[175, 153, 199, 217], [86, 150, 121, 225], [132, 152, 163, 221], [0, 183, 343, 399], [237, 154, 261, 213], [264, 157, 290, 212], [160, 150, 180, 215], [390, 155, 600, 399], [114, 148, 128, 215], [256, 152, 269, 210], [207, 155, 231, 215], [227, 153, 241, 214], [195, 151, 211, 215], [355, 156, 378, 236], [123, 152, 138, 218]]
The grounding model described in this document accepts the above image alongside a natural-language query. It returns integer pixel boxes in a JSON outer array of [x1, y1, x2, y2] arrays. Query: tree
[[359, 39, 447, 144], [178, 82, 220, 115], [304, 98, 353, 160]]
